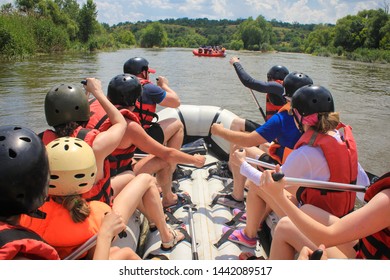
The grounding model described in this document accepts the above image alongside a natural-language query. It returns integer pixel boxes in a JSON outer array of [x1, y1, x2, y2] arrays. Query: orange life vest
[[20, 199, 111, 259], [40, 128, 113, 206], [87, 99, 140, 176], [268, 103, 294, 164], [356, 172, 390, 259], [0, 222, 60, 260], [294, 124, 358, 218], [265, 79, 284, 120]]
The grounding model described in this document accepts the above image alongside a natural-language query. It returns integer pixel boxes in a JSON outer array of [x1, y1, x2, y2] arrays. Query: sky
[[0, 0, 384, 25]]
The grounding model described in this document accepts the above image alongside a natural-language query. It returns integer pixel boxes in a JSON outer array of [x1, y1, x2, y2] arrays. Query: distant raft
[[193, 48, 226, 57]]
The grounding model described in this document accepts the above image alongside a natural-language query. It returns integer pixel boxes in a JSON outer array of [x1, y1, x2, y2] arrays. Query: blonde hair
[[61, 195, 91, 223], [312, 112, 340, 134]]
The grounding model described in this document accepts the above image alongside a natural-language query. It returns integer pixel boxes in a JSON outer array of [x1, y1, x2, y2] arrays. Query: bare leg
[[158, 118, 184, 150], [269, 205, 357, 260], [243, 182, 268, 238], [132, 155, 177, 208], [109, 247, 142, 260]]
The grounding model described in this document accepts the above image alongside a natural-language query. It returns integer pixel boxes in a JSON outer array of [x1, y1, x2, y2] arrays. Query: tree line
[[1, 0, 389, 63]]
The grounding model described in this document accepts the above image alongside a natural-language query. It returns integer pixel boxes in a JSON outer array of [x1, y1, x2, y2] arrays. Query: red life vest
[[265, 79, 284, 120], [133, 78, 159, 129], [87, 99, 140, 176], [294, 124, 358, 218], [268, 103, 294, 164], [20, 200, 111, 259], [356, 172, 390, 259], [40, 128, 113, 206], [0, 222, 60, 260]]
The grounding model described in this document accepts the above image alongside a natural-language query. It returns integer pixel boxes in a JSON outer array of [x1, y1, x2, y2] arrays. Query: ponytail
[[314, 112, 340, 133], [62, 195, 91, 223]]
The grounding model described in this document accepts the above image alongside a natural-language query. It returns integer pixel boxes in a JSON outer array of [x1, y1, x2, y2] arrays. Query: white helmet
[[46, 137, 97, 196]]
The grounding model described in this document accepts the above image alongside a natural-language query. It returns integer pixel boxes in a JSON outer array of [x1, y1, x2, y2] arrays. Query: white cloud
[[0, 0, 382, 25]]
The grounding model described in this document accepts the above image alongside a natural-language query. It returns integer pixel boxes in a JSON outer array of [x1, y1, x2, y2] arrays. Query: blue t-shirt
[[255, 111, 302, 158], [141, 83, 166, 105]]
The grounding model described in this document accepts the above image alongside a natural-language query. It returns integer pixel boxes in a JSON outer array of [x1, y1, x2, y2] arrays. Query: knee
[[230, 118, 243, 131], [174, 119, 184, 131], [274, 216, 294, 235], [136, 173, 156, 186]]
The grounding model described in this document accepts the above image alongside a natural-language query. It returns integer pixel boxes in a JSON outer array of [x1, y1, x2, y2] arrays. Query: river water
[[0, 48, 389, 176]]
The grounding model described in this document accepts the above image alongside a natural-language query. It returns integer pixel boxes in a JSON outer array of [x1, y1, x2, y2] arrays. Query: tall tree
[[139, 22, 168, 48], [77, 0, 98, 43], [333, 15, 365, 52], [358, 9, 389, 48]]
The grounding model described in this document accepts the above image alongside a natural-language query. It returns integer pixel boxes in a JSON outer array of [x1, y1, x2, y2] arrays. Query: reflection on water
[[0, 48, 389, 176]]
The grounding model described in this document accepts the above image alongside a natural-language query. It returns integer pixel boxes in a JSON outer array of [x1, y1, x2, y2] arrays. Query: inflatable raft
[[105, 105, 375, 261], [112, 105, 274, 260]]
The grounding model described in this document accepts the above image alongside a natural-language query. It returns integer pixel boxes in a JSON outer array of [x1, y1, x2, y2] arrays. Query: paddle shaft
[[64, 227, 129, 260], [245, 157, 367, 193], [64, 235, 97, 260], [248, 88, 267, 122], [184, 205, 199, 260]]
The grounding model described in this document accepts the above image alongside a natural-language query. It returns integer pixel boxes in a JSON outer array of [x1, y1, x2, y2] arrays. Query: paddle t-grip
[[309, 249, 323, 260], [272, 172, 285, 181]]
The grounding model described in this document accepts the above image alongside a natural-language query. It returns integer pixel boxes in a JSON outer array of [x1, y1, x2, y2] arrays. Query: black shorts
[[258, 153, 279, 165], [244, 119, 261, 132], [134, 123, 164, 154]]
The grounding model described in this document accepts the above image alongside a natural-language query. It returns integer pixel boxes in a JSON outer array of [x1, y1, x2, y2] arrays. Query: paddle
[[64, 228, 129, 260], [248, 88, 267, 122], [183, 205, 199, 260], [244, 157, 368, 193], [64, 234, 97, 260]]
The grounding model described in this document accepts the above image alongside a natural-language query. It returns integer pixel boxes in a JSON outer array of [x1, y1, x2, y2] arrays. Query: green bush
[[0, 14, 37, 57], [34, 19, 70, 52]]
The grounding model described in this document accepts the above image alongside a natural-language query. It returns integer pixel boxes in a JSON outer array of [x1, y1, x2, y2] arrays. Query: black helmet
[[0, 126, 49, 217], [107, 74, 142, 107], [45, 84, 90, 126], [283, 71, 313, 98], [123, 57, 156, 75], [267, 65, 289, 81], [291, 85, 335, 116]]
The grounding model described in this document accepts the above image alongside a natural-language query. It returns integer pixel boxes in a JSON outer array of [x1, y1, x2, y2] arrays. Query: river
[[0, 48, 389, 176]]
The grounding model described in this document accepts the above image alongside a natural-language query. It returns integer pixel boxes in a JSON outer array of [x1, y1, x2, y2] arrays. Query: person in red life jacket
[[41, 78, 127, 205], [21, 137, 134, 259], [210, 72, 313, 210], [230, 57, 289, 123], [258, 169, 390, 260], [208, 58, 289, 178], [123, 57, 184, 153], [222, 85, 370, 250], [40, 79, 186, 248], [0, 125, 60, 260], [88, 74, 206, 211]]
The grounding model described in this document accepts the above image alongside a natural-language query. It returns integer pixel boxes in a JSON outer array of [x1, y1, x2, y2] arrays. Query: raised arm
[[230, 57, 285, 105], [156, 76, 181, 108], [85, 78, 126, 160]]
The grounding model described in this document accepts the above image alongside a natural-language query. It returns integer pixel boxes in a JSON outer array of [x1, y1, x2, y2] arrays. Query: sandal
[[160, 227, 183, 251], [149, 222, 157, 232], [239, 252, 265, 260], [164, 193, 193, 214], [222, 226, 257, 248]]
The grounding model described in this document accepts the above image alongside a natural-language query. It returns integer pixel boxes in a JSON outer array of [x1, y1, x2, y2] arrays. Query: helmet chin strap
[[292, 110, 305, 133]]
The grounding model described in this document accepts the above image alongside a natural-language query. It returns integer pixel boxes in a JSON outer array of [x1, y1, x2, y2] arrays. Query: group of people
[[0, 57, 206, 260], [210, 56, 389, 260], [0, 54, 389, 261]]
